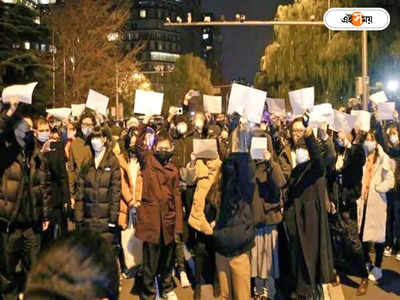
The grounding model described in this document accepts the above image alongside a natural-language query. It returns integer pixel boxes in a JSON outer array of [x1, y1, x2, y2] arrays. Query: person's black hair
[[25, 231, 119, 300], [90, 125, 107, 140], [154, 130, 173, 148]]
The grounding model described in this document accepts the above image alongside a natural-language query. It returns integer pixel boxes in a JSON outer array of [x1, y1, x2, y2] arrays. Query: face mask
[[364, 141, 376, 153], [82, 127, 92, 138], [91, 138, 104, 153], [295, 148, 310, 165], [154, 150, 173, 165], [37, 132, 50, 143], [146, 134, 155, 149], [128, 146, 138, 158], [177, 123, 188, 135], [195, 120, 204, 130], [390, 134, 399, 145]]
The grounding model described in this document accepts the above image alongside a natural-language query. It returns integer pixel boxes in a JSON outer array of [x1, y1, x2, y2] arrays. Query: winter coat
[[357, 145, 395, 243], [0, 113, 52, 227], [213, 152, 255, 257], [134, 125, 183, 245], [116, 154, 143, 230], [188, 158, 222, 235], [326, 144, 366, 218], [270, 135, 335, 296], [67, 136, 92, 199], [75, 147, 121, 234], [43, 141, 70, 221]]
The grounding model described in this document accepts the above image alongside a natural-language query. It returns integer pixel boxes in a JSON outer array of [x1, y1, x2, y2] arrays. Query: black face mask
[[154, 151, 173, 165], [128, 147, 138, 158]]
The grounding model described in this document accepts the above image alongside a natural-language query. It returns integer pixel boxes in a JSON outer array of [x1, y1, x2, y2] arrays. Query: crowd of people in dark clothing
[[0, 90, 399, 300]]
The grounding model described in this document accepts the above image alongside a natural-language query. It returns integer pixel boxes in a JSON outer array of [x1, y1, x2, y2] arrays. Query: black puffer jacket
[[213, 152, 255, 257], [0, 113, 52, 227], [75, 146, 121, 234]]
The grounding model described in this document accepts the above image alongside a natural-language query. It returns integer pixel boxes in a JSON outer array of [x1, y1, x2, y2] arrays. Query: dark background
[[201, 0, 292, 83]]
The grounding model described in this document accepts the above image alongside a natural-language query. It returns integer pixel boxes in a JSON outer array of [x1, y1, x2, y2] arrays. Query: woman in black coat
[[268, 118, 335, 299], [326, 131, 369, 296], [75, 126, 121, 250]]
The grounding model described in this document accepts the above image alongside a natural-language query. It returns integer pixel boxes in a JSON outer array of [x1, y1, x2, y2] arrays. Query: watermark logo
[[324, 8, 390, 31]]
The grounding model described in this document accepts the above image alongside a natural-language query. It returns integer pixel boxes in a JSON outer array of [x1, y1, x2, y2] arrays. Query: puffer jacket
[[213, 152, 255, 257], [75, 146, 121, 233], [0, 113, 52, 227]]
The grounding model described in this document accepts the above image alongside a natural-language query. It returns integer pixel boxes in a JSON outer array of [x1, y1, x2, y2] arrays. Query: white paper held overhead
[[193, 139, 218, 159], [376, 102, 395, 121], [266, 98, 286, 116], [46, 108, 71, 121], [2, 82, 38, 104], [370, 91, 388, 104], [288, 87, 314, 116], [86, 89, 109, 116], [134, 90, 164, 115], [332, 110, 356, 134], [71, 104, 86, 117], [351, 110, 371, 132], [228, 83, 267, 124], [250, 137, 267, 160], [203, 95, 222, 114]]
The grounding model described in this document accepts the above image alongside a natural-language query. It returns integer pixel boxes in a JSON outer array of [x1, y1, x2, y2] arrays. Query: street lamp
[[387, 80, 399, 92]]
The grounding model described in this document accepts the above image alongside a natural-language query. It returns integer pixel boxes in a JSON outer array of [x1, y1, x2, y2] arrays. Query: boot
[[356, 278, 368, 296]]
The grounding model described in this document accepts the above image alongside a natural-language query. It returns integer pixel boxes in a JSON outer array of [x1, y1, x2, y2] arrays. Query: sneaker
[[384, 247, 392, 257], [163, 290, 178, 300], [396, 252, 400, 261], [179, 271, 191, 288], [368, 266, 383, 282]]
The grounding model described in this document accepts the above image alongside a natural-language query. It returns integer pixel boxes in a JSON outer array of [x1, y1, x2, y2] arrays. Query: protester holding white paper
[[289, 87, 314, 116], [86, 89, 109, 116], [134, 90, 164, 115], [2, 82, 38, 104]]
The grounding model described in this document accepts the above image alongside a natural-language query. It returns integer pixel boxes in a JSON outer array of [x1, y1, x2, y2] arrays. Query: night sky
[[201, 0, 292, 83]]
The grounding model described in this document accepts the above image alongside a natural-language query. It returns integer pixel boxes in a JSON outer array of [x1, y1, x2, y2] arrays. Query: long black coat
[[271, 135, 335, 297], [75, 147, 121, 237], [41, 141, 70, 221]]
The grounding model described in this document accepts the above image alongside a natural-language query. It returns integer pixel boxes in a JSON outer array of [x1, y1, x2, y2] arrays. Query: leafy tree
[[0, 0, 51, 112], [163, 53, 214, 109], [255, 0, 400, 107]]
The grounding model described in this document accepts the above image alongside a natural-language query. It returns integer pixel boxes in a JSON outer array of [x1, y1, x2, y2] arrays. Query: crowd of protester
[[0, 91, 399, 300]]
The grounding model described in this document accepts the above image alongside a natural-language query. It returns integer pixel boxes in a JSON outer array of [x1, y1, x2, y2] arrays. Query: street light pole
[[361, 30, 369, 110]]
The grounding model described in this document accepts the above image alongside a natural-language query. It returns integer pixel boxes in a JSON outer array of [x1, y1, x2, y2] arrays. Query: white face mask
[[177, 123, 188, 135], [195, 120, 204, 130], [390, 134, 399, 145], [295, 148, 310, 165], [364, 141, 376, 153], [37, 132, 50, 143], [91, 138, 104, 153]]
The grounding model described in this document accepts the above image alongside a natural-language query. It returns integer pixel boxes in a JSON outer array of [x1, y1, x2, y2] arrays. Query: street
[[120, 256, 400, 299]]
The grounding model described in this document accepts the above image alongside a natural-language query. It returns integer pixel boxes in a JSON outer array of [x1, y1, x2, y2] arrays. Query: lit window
[[40, 44, 46, 52], [139, 9, 147, 18], [24, 42, 30, 50], [202, 33, 209, 40]]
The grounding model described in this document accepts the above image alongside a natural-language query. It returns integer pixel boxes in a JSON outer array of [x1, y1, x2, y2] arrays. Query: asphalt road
[[120, 255, 400, 299]]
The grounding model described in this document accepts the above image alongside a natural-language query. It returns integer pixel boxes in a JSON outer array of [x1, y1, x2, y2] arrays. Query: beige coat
[[186, 158, 222, 235], [357, 145, 395, 243]]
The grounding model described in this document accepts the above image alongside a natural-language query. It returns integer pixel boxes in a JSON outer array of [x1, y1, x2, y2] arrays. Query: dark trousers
[[0, 227, 40, 300], [193, 233, 216, 291], [362, 242, 385, 268], [142, 239, 175, 297], [41, 212, 68, 250], [385, 191, 400, 251], [175, 233, 185, 274]]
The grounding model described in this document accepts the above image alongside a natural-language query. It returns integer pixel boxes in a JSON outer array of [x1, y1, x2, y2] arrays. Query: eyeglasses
[[156, 147, 172, 152], [292, 129, 305, 134]]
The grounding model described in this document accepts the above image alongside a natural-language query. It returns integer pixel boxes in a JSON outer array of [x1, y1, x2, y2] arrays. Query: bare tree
[[48, 0, 144, 107]]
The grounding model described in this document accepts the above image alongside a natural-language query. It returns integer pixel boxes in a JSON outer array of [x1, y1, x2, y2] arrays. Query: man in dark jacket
[[0, 98, 52, 300], [33, 117, 70, 246]]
